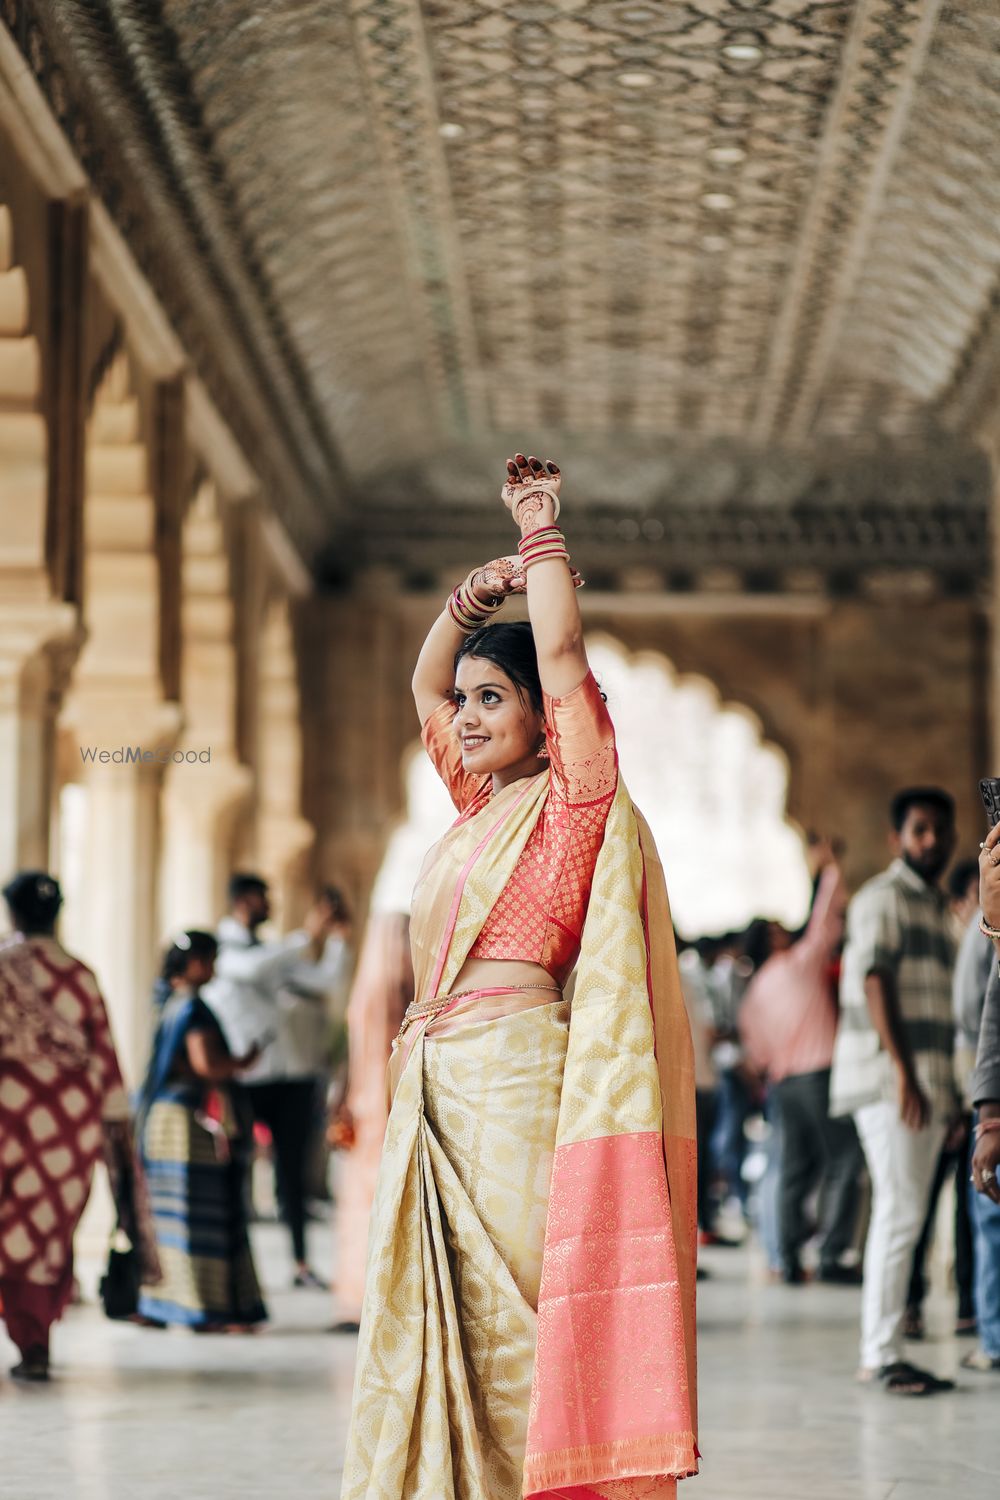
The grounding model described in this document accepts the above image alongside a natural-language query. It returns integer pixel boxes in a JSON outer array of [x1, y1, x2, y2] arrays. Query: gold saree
[[340, 771, 698, 1500]]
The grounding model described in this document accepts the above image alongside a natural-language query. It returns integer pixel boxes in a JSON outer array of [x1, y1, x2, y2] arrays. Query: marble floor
[[1, 1229, 997, 1500]]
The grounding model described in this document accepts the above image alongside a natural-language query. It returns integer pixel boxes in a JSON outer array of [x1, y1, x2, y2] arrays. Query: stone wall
[[301, 592, 990, 918]]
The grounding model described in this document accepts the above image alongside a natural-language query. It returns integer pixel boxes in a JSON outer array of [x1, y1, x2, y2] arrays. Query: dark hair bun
[[2, 870, 63, 931]]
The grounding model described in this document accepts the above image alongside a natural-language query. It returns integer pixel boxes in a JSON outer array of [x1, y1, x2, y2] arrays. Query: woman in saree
[[0, 871, 137, 1381], [340, 456, 698, 1499], [136, 931, 267, 1331]]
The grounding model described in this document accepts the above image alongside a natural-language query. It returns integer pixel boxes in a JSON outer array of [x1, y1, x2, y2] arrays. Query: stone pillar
[[58, 350, 180, 1083], [159, 482, 252, 935], [257, 599, 315, 928], [60, 701, 181, 1085], [0, 201, 84, 879], [0, 601, 82, 879]]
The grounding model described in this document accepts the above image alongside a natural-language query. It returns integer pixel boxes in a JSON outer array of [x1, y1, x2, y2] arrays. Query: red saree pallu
[[340, 765, 697, 1500]]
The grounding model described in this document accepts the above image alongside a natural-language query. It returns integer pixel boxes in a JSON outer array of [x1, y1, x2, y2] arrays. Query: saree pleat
[[344, 1000, 568, 1500], [341, 773, 697, 1500]]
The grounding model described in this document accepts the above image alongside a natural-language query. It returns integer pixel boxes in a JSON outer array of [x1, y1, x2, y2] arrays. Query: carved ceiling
[[5, 0, 1000, 584]]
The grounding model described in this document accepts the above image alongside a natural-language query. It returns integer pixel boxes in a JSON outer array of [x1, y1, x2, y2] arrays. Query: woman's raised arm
[[411, 609, 468, 727], [411, 554, 531, 725], [503, 454, 588, 700]]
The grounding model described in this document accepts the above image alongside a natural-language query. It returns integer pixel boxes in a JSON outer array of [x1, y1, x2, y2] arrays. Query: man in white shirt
[[204, 873, 347, 1288], [830, 787, 961, 1395]]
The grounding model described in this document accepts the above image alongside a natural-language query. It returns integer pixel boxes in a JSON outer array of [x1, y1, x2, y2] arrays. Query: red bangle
[[976, 1118, 1000, 1139]]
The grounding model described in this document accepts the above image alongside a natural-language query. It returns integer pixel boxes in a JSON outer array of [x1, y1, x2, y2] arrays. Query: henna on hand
[[466, 551, 583, 608], [469, 555, 526, 604], [516, 489, 556, 533], [500, 480, 560, 533], [502, 454, 562, 533]]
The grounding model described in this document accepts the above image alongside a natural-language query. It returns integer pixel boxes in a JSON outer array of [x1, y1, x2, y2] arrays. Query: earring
[[536, 737, 549, 761]]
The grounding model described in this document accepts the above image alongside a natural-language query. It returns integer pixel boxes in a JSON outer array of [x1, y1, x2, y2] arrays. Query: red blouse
[[421, 671, 618, 987]]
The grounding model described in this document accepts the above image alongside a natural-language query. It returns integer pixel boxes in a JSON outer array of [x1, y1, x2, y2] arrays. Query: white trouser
[[854, 1100, 947, 1370]]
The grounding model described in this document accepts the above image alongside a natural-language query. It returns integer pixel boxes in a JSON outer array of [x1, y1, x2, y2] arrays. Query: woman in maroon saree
[[0, 871, 138, 1380]]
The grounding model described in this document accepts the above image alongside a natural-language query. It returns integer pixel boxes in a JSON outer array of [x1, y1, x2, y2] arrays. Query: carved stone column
[[57, 350, 180, 1083], [159, 482, 252, 934], [60, 700, 181, 1085], [0, 198, 85, 877], [256, 599, 315, 928], [0, 600, 83, 878]]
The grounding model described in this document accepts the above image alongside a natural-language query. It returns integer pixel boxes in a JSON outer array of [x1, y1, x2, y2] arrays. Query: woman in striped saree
[[340, 457, 698, 1499], [136, 932, 266, 1331]]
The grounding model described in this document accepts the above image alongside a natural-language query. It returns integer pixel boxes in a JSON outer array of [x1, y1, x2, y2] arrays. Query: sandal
[[960, 1347, 1000, 1372], [10, 1345, 49, 1382], [879, 1361, 955, 1395]]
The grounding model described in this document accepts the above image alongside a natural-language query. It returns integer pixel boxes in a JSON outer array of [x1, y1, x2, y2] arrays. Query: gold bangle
[[980, 915, 1000, 941]]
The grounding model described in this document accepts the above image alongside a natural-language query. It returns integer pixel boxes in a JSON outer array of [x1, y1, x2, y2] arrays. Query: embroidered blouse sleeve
[[543, 670, 617, 805], [421, 699, 491, 813]]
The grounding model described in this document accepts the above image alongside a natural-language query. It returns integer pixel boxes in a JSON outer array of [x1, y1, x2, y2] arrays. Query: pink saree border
[[523, 1130, 696, 1496]]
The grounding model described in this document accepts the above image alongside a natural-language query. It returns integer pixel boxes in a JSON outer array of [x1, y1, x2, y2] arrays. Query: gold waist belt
[[395, 982, 561, 1044]]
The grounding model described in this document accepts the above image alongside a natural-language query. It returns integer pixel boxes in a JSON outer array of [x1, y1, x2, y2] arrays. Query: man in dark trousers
[[204, 874, 345, 1288]]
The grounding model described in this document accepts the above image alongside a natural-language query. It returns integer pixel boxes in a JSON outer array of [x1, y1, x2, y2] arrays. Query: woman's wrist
[[515, 490, 558, 536], [448, 570, 506, 633], [518, 524, 570, 571]]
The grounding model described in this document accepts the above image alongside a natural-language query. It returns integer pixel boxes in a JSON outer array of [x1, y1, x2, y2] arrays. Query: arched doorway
[[586, 635, 810, 937]]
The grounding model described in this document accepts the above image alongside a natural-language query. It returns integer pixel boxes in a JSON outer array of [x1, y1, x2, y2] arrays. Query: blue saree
[[136, 987, 266, 1328]]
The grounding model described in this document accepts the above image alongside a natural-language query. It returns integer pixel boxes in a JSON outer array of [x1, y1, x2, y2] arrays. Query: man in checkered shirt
[[831, 786, 962, 1396]]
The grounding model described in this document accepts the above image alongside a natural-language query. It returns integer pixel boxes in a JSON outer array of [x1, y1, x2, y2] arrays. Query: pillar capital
[[161, 752, 252, 815], [0, 596, 83, 705], [0, 598, 84, 875], [60, 691, 182, 765], [257, 811, 315, 870]]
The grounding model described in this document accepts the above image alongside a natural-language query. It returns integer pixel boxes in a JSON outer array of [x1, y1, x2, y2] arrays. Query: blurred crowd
[[679, 787, 1000, 1392], [0, 869, 355, 1377], [2, 781, 1000, 1396]]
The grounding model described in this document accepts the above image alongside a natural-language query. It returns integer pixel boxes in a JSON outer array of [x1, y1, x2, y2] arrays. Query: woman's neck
[[492, 755, 547, 794]]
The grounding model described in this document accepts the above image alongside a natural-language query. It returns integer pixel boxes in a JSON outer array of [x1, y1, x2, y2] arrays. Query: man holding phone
[[965, 818, 1000, 1371], [830, 787, 961, 1396]]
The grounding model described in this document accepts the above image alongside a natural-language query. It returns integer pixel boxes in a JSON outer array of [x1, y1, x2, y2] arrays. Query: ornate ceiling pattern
[[4, 0, 999, 583]]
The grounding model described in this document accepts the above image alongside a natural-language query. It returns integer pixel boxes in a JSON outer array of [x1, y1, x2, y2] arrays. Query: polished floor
[[1, 1227, 997, 1500]]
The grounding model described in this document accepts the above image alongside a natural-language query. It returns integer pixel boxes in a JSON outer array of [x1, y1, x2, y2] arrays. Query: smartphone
[[979, 778, 1000, 828]]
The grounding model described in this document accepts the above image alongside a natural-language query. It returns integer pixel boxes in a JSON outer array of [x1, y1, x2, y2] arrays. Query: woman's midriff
[[431, 958, 561, 1038], [450, 956, 556, 997], [387, 961, 564, 1101]]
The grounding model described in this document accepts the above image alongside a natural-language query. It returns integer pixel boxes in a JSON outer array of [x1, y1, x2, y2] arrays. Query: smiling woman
[[339, 457, 699, 1500]]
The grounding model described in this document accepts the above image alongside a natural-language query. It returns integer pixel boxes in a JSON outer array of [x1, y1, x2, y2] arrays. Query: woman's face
[[453, 656, 544, 780], [175, 954, 215, 988]]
